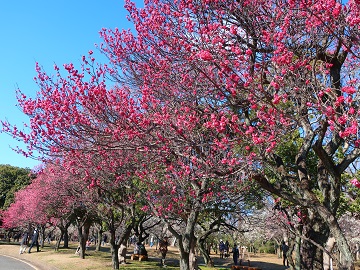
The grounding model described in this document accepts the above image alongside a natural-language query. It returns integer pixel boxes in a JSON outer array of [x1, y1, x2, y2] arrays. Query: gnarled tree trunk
[[76, 219, 91, 259]]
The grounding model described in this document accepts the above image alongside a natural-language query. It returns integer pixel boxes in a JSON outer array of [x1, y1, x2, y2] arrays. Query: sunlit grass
[[0, 240, 297, 270]]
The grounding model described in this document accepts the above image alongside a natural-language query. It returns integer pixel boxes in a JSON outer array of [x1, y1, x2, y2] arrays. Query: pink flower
[[198, 50, 213, 61], [272, 94, 281, 104], [351, 178, 360, 188], [342, 86, 356, 94], [245, 49, 253, 55]]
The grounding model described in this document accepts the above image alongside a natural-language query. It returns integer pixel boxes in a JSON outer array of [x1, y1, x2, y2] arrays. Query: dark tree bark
[[167, 207, 199, 270], [55, 220, 71, 251], [301, 213, 330, 270], [76, 219, 91, 259], [95, 225, 103, 252]]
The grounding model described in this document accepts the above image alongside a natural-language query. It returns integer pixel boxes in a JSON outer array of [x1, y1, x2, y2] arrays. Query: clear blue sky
[[0, 0, 140, 169]]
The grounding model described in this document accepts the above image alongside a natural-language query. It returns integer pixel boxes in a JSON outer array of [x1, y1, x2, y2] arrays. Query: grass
[[2, 240, 359, 270], [0, 241, 230, 270]]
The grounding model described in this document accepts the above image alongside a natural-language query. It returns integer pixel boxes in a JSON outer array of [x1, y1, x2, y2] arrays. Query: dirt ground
[[195, 251, 288, 270], [0, 242, 359, 270], [0, 242, 288, 270], [208, 252, 288, 270]]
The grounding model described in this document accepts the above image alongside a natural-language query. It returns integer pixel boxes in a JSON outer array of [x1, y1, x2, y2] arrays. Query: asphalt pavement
[[0, 254, 37, 270]]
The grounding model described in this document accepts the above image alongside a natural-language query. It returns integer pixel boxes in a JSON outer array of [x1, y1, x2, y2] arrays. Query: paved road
[[0, 254, 36, 270]]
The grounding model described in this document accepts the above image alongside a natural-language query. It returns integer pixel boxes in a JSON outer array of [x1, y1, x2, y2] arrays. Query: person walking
[[219, 240, 225, 259], [86, 239, 91, 250], [225, 240, 230, 254], [28, 228, 39, 253], [232, 244, 240, 265], [281, 240, 289, 267], [150, 235, 154, 247], [159, 237, 169, 267], [101, 234, 108, 246], [19, 232, 28, 254]]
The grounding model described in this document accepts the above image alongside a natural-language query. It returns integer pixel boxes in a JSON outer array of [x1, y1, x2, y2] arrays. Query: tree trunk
[[328, 224, 354, 270], [96, 227, 103, 252], [189, 241, 198, 270], [40, 225, 46, 248], [63, 230, 69, 248], [254, 168, 355, 270], [55, 224, 69, 250], [310, 194, 355, 270], [109, 227, 119, 270], [294, 235, 302, 270], [286, 238, 295, 269], [77, 220, 91, 259], [179, 251, 191, 270], [115, 221, 133, 250], [77, 225, 86, 259], [179, 215, 198, 270], [198, 238, 213, 266], [55, 230, 64, 251], [167, 206, 199, 270], [301, 212, 330, 270]]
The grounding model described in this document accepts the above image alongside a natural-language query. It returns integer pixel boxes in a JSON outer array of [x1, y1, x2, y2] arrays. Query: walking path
[[0, 254, 37, 270], [0, 244, 57, 270]]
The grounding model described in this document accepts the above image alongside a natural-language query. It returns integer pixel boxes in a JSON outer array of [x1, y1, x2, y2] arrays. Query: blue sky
[[0, 0, 139, 169]]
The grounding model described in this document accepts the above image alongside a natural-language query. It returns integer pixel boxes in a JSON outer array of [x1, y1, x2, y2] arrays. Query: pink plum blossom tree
[[97, 1, 360, 269], [2, 0, 360, 269]]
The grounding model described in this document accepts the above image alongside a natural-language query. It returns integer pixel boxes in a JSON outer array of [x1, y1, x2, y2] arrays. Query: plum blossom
[[198, 50, 213, 61], [350, 178, 360, 188], [245, 49, 253, 55], [342, 86, 356, 94]]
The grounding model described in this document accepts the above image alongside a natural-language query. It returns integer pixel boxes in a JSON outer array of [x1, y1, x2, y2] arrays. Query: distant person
[[86, 239, 91, 250], [281, 240, 289, 267], [232, 244, 240, 265], [130, 234, 137, 246], [28, 228, 39, 253], [102, 234, 108, 246], [19, 232, 28, 254], [14, 232, 21, 242], [159, 237, 169, 267], [150, 235, 154, 247], [219, 239, 226, 258], [225, 240, 230, 252], [134, 242, 140, 254]]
